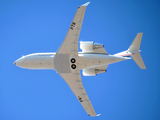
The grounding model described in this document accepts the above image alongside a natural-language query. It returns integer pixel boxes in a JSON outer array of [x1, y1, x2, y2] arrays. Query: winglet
[[81, 2, 90, 6]]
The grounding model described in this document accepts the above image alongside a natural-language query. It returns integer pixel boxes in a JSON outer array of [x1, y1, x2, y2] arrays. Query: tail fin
[[128, 33, 146, 69]]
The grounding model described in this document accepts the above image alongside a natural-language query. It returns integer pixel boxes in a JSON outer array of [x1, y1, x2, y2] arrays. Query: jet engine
[[83, 68, 106, 76], [80, 41, 104, 53]]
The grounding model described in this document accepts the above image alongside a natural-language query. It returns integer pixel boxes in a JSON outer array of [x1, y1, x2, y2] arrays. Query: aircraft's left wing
[[56, 2, 90, 57], [54, 2, 90, 73], [59, 70, 98, 116]]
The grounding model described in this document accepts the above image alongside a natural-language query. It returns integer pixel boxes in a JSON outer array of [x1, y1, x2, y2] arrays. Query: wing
[[56, 2, 90, 57], [59, 70, 98, 116], [54, 2, 99, 116], [54, 2, 89, 73]]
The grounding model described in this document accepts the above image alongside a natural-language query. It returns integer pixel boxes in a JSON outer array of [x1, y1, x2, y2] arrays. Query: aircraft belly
[[54, 54, 71, 73], [13, 1, 146, 116], [21, 55, 54, 69], [77, 53, 128, 69]]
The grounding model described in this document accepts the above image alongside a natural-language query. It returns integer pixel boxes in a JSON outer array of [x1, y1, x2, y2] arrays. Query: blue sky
[[0, 0, 160, 120]]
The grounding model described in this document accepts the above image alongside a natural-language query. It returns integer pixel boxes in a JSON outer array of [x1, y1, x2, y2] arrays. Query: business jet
[[14, 2, 146, 116]]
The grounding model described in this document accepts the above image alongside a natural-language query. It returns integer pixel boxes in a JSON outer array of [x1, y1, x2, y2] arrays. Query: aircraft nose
[[13, 61, 16, 65], [13, 57, 24, 68]]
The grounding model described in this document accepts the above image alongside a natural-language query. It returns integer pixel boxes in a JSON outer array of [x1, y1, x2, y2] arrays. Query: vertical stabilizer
[[128, 33, 146, 69]]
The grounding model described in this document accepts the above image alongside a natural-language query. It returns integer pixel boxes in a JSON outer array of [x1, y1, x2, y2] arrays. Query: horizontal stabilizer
[[131, 52, 146, 69], [128, 33, 143, 52]]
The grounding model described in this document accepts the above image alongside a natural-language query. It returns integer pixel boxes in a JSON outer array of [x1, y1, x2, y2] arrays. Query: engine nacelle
[[80, 41, 104, 53], [83, 68, 106, 76]]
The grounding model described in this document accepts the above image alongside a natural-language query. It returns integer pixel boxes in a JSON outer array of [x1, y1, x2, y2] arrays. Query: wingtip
[[81, 2, 90, 6], [138, 32, 143, 34], [88, 113, 101, 117], [96, 114, 101, 116]]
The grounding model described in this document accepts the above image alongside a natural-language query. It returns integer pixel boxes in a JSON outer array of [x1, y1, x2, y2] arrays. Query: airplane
[[14, 2, 146, 117]]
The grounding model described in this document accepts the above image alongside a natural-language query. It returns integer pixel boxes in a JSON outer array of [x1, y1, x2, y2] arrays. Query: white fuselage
[[14, 52, 130, 70]]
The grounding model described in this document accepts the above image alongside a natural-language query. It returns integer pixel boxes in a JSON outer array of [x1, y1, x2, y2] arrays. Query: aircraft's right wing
[[59, 70, 99, 117]]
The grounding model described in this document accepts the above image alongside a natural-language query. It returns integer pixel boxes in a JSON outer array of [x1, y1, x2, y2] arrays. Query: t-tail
[[114, 33, 146, 69]]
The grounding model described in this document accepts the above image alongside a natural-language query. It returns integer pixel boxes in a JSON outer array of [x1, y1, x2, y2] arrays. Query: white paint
[[14, 52, 130, 70], [13, 2, 146, 116], [14, 53, 55, 69]]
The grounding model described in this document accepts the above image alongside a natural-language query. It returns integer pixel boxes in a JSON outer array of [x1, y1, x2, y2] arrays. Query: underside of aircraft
[[14, 2, 146, 116]]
